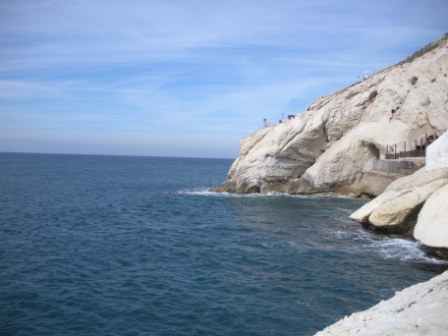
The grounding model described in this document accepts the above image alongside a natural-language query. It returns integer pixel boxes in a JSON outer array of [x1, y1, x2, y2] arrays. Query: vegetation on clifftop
[[401, 32, 448, 65]]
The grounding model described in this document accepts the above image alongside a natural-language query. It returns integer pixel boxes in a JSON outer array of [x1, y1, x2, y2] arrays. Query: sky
[[0, 0, 447, 158]]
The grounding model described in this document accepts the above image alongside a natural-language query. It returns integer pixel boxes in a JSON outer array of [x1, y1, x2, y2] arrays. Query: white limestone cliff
[[213, 34, 448, 196]]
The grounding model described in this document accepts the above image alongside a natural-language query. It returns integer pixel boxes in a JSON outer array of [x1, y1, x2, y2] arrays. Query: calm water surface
[[0, 153, 446, 335]]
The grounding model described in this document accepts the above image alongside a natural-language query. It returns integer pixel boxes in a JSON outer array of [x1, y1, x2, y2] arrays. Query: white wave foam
[[174, 189, 360, 200], [269, 193, 358, 200], [173, 189, 267, 197], [336, 207, 356, 214], [174, 189, 300, 198], [328, 226, 448, 265], [369, 238, 420, 260], [325, 225, 371, 241], [331, 230, 356, 240], [366, 237, 448, 265], [174, 188, 220, 196]]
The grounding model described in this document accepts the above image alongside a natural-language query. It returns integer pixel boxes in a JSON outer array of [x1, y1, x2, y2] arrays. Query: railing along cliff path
[[385, 133, 438, 160]]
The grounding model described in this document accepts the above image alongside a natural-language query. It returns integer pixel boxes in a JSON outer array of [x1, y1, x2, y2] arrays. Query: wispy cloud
[[0, 0, 447, 157]]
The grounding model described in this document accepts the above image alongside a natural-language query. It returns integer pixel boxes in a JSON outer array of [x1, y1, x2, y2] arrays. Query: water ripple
[[0, 154, 443, 336]]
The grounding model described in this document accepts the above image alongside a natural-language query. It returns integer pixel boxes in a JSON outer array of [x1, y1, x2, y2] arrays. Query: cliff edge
[[213, 34, 448, 197]]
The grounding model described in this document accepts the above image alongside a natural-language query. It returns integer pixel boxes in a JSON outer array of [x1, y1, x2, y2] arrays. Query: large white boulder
[[414, 184, 448, 254], [350, 168, 448, 231]]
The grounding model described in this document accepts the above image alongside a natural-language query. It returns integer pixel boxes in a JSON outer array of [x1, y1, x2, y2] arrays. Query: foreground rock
[[349, 168, 448, 233], [213, 34, 448, 197], [315, 270, 448, 336], [414, 184, 448, 258]]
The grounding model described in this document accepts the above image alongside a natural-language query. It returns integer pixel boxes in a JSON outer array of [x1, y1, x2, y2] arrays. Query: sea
[[1, 153, 446, 336]]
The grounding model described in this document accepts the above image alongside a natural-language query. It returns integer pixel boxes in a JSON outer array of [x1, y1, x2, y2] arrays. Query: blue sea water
[[0, 153, 446, 336]]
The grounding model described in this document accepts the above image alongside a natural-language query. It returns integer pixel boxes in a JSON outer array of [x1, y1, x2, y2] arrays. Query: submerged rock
[[315, 270, 448, 336]]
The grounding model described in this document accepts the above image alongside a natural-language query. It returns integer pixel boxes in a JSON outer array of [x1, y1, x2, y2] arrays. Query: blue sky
[[0, 0, 447, 158]]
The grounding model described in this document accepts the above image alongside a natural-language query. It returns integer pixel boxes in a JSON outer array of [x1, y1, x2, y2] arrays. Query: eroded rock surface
[[349, 168, 448, 233], [315, 271, 448, 336], [213, 34, 448, 196]]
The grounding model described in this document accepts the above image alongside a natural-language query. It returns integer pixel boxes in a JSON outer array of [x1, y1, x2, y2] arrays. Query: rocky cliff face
[[213, 34, 448, 197]]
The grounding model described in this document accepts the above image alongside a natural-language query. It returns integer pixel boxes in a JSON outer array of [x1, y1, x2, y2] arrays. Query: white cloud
[[0, 79, 64, 99], [0, 0, 447, 157], [1, 0, 442, 69]]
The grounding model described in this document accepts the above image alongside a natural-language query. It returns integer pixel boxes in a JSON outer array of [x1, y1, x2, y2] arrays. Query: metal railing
[[385, 149, 425, 160], [385, 133, 438, 160]]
